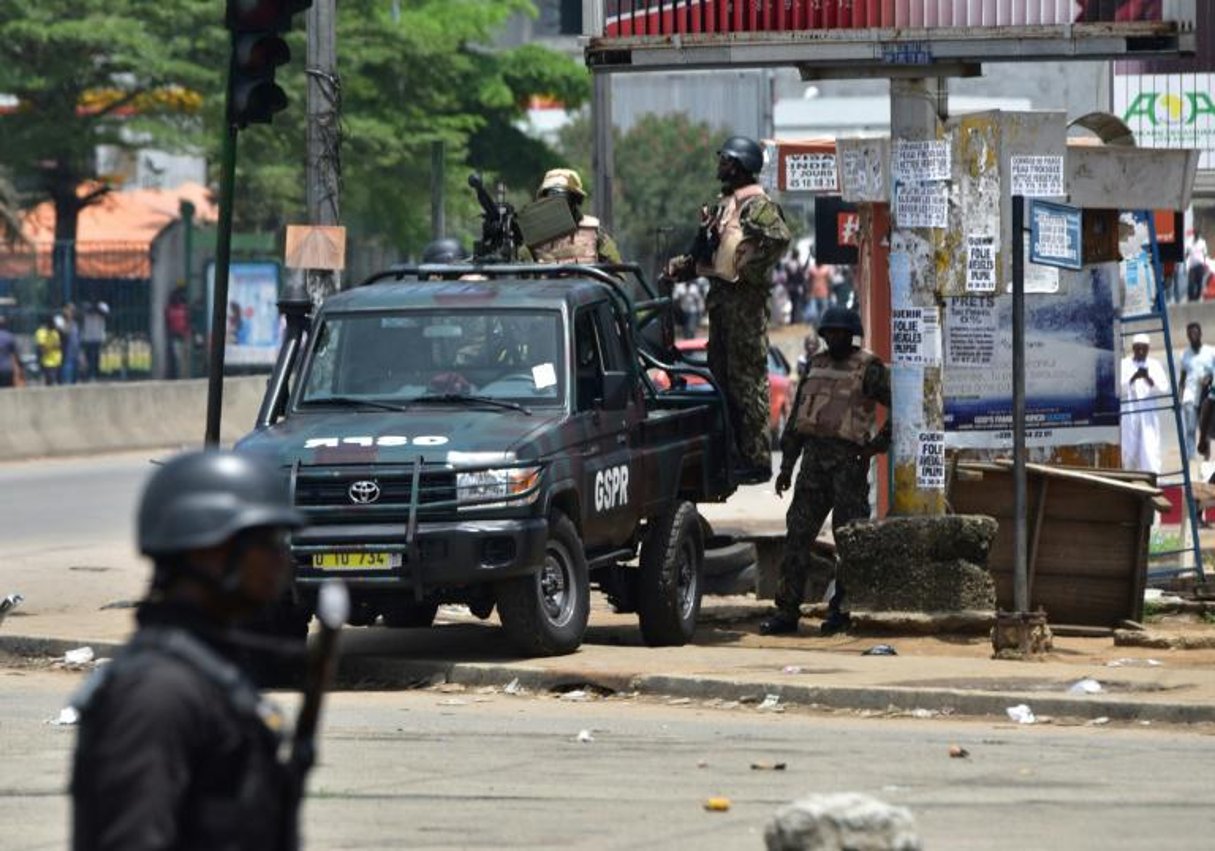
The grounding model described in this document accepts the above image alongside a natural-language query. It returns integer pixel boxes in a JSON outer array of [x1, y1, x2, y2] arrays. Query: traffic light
[[225, 0, 313, 128]]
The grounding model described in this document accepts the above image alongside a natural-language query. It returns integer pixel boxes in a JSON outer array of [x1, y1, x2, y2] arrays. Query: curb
[[333, 654, 1215, 725], [6, 634, 1211, 725]]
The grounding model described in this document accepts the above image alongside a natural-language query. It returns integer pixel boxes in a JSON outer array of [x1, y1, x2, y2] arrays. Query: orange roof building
[[5, 182, 218, 279]]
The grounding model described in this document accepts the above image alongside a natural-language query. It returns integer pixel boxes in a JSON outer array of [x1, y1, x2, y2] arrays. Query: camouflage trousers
[[707, 298, 770, 470], [774, 454, 871, 617]]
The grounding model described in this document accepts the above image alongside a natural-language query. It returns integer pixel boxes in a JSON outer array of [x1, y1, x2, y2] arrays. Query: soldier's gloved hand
[[665, 255, 693, 281], [774, 470, 792, 497]]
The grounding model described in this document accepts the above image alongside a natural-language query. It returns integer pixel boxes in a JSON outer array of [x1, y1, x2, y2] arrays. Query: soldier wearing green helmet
[[520, 167, 621, 265], [762, 306, 891, 637]]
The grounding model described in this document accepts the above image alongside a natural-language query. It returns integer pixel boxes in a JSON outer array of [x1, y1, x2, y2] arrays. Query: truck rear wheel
[[496, 510, 589, 656], [638, 501, 704, 646]]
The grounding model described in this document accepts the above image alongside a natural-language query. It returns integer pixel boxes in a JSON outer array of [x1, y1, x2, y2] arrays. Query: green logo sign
[[1122, 91, 1215, 127]]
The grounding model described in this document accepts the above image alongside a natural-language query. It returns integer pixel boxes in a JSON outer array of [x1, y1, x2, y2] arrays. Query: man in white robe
[[1121, 332, 1170, 474]]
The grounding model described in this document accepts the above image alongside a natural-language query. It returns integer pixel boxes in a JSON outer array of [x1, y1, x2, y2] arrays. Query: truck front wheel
[[638, 501, 704, 646], [496, 510, 589, 656]]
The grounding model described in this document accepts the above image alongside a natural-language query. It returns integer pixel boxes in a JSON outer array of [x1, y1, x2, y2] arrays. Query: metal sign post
[[1011, 195, 1028, 616]]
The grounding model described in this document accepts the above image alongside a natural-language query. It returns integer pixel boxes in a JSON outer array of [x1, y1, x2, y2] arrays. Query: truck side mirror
[[601, 370, 630, 410]]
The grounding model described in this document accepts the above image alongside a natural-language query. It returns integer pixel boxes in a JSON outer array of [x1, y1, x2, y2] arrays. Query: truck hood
[[236, 407, 564, 468]]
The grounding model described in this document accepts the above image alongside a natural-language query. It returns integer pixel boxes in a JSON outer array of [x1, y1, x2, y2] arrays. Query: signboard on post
[[1028, 200, 1083, 270], [206, 261, 283, 368]]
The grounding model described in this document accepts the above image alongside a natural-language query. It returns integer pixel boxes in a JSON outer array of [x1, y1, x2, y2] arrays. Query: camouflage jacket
[[707, 187, 790, 307], [780, 353, 892, 476], [519, 228, 622, 265]]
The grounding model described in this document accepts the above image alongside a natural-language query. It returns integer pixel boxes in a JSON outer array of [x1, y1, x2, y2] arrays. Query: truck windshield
[[299, 310, 566, 407]]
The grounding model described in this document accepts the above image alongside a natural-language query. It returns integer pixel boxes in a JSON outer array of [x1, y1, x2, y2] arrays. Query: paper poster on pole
[[784, 152, 839, 192], [894, 139, 951, 182], [1010, 155, 1065, 198], [916, 431, 946, 490], [895, 182, 949, 229], [1122, 250, 1155, 316], [966, 234, 996, 293], [945, 296, 997, 369], [892, 307, 941, 366], [839, 141, 888, 202], [892, 365, 925, 432]]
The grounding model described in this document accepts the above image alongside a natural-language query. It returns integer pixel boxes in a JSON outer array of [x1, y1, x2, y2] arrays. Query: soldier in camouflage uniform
[[760, 307, 891, 636], [520, 168, 622, 265], [667, 136, 791, 483]]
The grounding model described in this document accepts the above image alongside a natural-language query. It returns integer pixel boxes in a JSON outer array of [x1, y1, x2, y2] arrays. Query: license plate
[[311, 552, 402, 570]]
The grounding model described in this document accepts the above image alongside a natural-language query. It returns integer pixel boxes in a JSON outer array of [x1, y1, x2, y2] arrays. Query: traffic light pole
[[204, 119, 239, 447]]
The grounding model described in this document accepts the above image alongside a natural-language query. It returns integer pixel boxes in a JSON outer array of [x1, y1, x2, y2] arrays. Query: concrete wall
[[0, 376, 267, 462]]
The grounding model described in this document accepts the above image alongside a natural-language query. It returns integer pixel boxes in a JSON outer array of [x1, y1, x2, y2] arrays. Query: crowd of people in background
[[669, 244, 854, 341], [6, 301, 111, 388]]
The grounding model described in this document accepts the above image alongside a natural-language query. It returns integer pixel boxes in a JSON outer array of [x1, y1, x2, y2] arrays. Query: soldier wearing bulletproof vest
[[71, 450, 306, 851], [520, 168, 621, 265], [760, 307, 891, 637], [665, 136, 791, 484]]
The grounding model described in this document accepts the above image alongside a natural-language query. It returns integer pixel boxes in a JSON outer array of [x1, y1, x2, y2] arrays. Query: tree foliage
[[559, 111, 725, 276], [0, 0, 589, 281], [0, 0, 221, 249]]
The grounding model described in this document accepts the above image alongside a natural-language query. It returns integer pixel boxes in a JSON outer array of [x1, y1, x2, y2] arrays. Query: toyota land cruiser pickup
[[238, 263, 740, 655]]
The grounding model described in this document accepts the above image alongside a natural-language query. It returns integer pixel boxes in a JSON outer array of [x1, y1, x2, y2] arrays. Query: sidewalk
[[5, 599, 1214, 726]]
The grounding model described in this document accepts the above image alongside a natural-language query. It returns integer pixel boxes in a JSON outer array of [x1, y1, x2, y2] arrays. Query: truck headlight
[[456, 466, 541, 509]]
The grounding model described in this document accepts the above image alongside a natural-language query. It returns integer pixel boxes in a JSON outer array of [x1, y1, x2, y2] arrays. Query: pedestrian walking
[[761, 307, 890, 636], [61, 302, 82, 384], [70, 450, 307, 851], [1186, 230, 1209, 302], [781, 249, 808, 325], [672, 278, 705, 339], [81, 301, 109, 381], [34, 314, 62, 385], [1179, 322, 1215, 462], [665, 135, 791, 483], [1120, 333, 1169, 474], [165, 288, 190, 379], [0, 314, 23, 388]]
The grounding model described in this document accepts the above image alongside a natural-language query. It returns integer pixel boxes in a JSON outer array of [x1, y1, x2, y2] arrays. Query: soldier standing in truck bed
[[761, 307, 890, 636], [666, 136, 791, 484], [520, 168, 621, 265]]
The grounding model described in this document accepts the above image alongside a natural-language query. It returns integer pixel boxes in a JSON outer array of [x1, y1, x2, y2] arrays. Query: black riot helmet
[[421, 237, 467, 264], [717, 136, 765, 177], [138, 451, 303, 558], [818, 306, 864, 339]]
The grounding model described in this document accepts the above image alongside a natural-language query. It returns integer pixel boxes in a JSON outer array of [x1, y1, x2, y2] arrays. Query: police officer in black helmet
[[421, 237, 467, 264], [71, 450, 306, 851]]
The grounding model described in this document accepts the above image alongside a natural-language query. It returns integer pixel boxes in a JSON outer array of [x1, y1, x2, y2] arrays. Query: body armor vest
[[795, 348, 879, 445], [697, 184, 765, 282], [531, 216, 601, 264]]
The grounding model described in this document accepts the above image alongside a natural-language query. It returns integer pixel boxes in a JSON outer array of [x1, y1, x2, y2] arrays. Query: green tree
[[232, 0, 590, 254], [0, 1, 222, 285], [559, 111, 724, 275]]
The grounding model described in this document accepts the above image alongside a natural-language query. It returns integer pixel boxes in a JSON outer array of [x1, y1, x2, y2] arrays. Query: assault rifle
[[469, 173, 521, 262]]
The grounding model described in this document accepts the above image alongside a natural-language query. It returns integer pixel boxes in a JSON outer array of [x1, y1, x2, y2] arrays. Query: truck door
[[573, 302, 641, 549]]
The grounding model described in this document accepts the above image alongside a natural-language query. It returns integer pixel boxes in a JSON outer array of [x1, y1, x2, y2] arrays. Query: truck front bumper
[[291, 518, 549, 590]]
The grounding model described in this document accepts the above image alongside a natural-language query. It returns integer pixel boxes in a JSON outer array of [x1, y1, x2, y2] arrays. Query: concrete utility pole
[[889, 78, 948, 515], [306, 0, 342, 298]]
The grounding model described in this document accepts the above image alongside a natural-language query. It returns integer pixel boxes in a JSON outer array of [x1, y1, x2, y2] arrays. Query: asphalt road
[[3, 668, 1212, 851]]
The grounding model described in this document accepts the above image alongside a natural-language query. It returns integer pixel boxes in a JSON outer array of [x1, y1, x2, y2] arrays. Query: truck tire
[[496, 510, 589, 656], [638, 500, 704, 647], [381, 600, 439, 628]]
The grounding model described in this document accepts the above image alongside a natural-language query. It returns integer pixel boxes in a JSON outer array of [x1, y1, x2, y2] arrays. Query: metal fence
[[0, 241, 154, 382]]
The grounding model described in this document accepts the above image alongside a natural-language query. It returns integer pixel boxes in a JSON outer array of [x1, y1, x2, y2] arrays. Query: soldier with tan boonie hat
[[521, 168, 622, 265]]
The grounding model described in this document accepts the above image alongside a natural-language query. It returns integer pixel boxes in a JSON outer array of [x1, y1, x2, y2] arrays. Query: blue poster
[[943, 264, 1120, 449], [206, 261, 283, 367]]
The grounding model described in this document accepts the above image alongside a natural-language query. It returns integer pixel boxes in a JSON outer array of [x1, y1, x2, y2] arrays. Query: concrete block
[[765, 792, 921, 851]]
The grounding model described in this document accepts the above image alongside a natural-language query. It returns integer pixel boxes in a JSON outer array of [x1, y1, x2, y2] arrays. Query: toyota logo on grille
[[348, 480, 381, 504]]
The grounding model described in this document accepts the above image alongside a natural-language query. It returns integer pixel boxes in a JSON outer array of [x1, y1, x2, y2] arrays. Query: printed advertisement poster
[[916, 431, 946, 490], [206, 261, 283, 368], [943, 265, 1120, 449], [892, 307, 941, 367], [784, 152, 839, 192], [1010, 155, 1065, 198], [966, 234, 996, 293], [893, 139, 951, 183], [895, 181, 949, 229]]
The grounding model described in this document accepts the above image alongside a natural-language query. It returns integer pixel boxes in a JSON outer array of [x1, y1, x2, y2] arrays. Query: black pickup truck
[[237, 262, 740, 655]]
